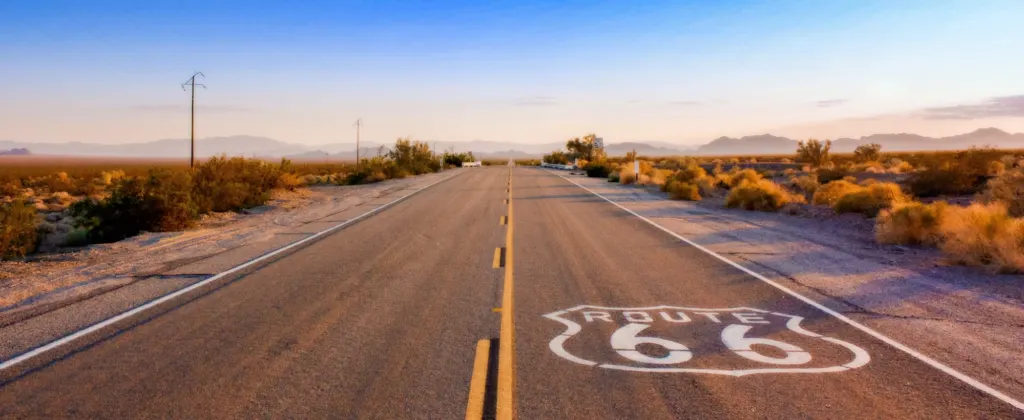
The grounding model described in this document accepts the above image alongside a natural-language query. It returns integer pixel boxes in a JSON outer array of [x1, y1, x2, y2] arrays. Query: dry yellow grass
[[725, 179, 794, 211], [811, 180, 862, 206], [939, 203, 1024, 273], [876, 201, 948, 245], [667, 182, 701, 201], [833, 182, 907, 217]]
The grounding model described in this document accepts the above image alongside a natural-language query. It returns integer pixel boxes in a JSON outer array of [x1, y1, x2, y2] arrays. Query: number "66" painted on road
[[611, 323, 812, 366]]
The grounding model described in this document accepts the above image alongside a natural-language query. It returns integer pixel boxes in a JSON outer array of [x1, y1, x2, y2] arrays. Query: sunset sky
[[2, 0, 1023, 146]]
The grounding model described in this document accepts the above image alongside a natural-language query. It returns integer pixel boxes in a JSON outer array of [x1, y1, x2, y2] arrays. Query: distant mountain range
[[694, 128, 1024, 155], [3, 128, 1022, 159]]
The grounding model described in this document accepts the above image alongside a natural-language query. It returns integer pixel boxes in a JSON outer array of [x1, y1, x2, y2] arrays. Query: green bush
[[70, 169, 198, 243], [816, 167, 849, 184], [192, 156, 282, 213], [0, 199, 39, 259], [725, 180, 792, 211], [608, 172, 620, 183], [908, 146, 1003, 197], [584, 161, 613, 178]]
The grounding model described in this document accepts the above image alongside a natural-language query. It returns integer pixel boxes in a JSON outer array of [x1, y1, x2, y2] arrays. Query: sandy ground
[[565, 171, 1024, 400], [0, 175, 440, 309]]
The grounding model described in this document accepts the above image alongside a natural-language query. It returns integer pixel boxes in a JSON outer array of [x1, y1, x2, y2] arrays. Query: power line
[[181, 72, 206, 169]]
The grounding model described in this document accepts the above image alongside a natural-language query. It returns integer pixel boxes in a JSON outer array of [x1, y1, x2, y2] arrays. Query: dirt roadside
[[563, 171, 1024, 403]]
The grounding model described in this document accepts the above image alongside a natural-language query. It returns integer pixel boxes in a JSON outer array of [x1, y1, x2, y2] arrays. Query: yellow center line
[[497, 168, 516, 420], [493, 247, 503, 269], [500, 215, 508, 225], [464, 339, 491, 420]]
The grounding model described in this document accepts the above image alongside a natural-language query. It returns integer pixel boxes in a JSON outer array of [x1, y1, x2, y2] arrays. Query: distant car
[[462, 161, 483, 167]]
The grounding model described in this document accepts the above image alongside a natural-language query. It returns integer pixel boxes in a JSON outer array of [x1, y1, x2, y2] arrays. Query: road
[[0, 167, 1020, 419]]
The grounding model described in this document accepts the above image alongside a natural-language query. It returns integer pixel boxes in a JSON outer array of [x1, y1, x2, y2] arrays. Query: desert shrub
[[853, 143, 882, 163], [674, 164, 707, 184], [939, 203, 1024, 273], [876, 201, 947, 245], [908, 146, 1004, 197], [390, 138, 441, 174], [885, 158, 912, 173], [725, 179, 792, 211], [815, 167, 849, 184], [70, 169, 198, 243], [726, 169, 761, 189], [987, 160, 1006, 176], [584, 161, 612, 178], [796, 139, 832, 167], [834, 182, 907, 217], [695, 176, 719, 197], [542, 151, 570, 165], [192, 156, 282, 213], [999, 154, 1020, 169], [514, 159, 540, 166], [979, 168, 1024, 217], [667, 182, 701, 201], [619, 171, 636, 185], [0, 199, 39, 259], [789, 175, 820, 198], [277, 172, 304, 190], [811, 180, 862, 206]]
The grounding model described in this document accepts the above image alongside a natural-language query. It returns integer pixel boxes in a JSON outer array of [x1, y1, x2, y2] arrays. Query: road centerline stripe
[[497, 169, 516, 419], [465, 339, 491, 420], [548, 169, 1024, 411]]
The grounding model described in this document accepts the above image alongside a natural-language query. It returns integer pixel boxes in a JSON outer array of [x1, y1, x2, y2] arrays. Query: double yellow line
[[466, 168, 516, 420], [497, 169, 515, 420]]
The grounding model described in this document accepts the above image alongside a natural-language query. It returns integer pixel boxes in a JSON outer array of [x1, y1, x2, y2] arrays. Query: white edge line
[[0, 170, 464, 372], [549, 169, 1024, 411]]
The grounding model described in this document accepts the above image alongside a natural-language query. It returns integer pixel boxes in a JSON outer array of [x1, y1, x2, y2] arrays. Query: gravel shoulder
[[563, 170, 1024, 402]]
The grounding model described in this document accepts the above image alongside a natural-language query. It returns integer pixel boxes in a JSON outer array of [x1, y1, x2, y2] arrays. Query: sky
[[2, 0, 1024, 146]]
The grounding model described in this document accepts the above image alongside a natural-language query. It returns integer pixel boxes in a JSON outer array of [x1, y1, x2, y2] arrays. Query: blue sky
[[2, 0, 1023, 145]]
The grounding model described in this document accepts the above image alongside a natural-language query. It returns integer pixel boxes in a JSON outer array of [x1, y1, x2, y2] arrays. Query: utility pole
[[181, 72, 205, 169], [353, 118, 363, 167]]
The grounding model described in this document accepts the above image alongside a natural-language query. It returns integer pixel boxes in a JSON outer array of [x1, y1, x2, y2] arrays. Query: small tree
[[797, 139, 832, 167], [854, 143, 882, 163]]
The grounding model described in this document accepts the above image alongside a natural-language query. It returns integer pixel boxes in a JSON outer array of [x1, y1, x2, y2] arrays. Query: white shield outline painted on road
[[543, 305, 871, 377]]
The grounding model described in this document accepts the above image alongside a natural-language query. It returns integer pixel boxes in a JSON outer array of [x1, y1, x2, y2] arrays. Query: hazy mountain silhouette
[[0, 148, 31, 156], [4, 128, 1023, 158], [694, 128, 1024, 155]]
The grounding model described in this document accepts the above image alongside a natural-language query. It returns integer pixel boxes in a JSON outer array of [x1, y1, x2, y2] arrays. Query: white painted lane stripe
[[0, 171, 464, 372], [551, 170, 1024, 411]]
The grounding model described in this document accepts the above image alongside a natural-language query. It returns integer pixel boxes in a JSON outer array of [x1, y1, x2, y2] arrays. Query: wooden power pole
[[181, 72, 205, 169], [354, 118, 363, 166]]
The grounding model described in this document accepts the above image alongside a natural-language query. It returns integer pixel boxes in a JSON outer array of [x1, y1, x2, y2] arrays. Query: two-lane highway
[[0, 166, 1021, 419]]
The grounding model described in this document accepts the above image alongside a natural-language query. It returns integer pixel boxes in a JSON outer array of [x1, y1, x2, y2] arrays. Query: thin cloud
[[667, 100, 701, 106], [815, 99, 848, 108], [512, 96, 557, 106], [921, 95, 1024, 120], [129, 104, 258, 113]]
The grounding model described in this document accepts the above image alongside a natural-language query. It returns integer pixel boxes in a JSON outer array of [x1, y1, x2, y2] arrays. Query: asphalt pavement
[[0, 166, 1020, 419]]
